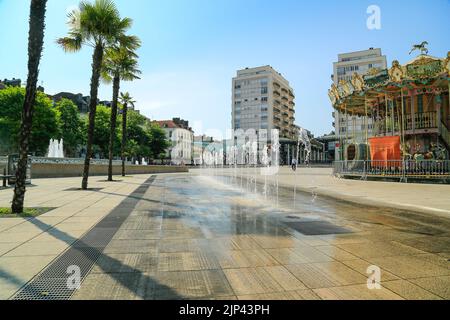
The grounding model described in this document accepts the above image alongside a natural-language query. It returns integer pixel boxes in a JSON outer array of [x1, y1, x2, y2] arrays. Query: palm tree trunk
[[82, 43, 104, 190], [121, 102, 128, 177], [11, 0, 47, 214], [108, 76, 120, 181]]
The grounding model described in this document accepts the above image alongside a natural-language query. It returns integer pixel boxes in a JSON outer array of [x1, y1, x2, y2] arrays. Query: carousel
[[329, 44, 450, 182]]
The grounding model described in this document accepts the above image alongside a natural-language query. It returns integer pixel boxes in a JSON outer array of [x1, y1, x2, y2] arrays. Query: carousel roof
[[328, 51, 450, 116]]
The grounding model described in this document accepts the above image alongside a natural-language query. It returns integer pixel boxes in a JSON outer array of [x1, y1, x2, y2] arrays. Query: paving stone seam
[[9, 175, 156, 300], [0, 178, 148, 257]]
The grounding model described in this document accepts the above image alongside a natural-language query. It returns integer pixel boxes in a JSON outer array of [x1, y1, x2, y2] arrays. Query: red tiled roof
[[153, 120, 179, 129]]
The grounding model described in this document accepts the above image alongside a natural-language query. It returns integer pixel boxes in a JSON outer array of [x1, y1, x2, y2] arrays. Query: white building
[[154, 119, 194, 165], [332, 48, 387, 160], [232, 66, 296, 140]]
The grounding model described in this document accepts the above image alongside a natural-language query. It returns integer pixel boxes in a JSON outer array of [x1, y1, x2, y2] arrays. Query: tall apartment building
[[332, 48, 387, 160], [232, 66, 296, 140]]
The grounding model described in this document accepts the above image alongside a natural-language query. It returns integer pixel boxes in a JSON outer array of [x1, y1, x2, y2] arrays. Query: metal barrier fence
[[334, 160, 450, 179], [31, 157, 126, 165]]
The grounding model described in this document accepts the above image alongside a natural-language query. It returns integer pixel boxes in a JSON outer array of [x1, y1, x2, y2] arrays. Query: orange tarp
[[369, 136, 401, 167]]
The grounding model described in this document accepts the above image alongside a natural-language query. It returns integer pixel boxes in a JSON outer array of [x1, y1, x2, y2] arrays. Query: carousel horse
[[401, 143, 413, 160], [409, 41, 429, 55], [413, 143, 447, 161], [413, 144, 434, 161], [430, 143, 448, 161]]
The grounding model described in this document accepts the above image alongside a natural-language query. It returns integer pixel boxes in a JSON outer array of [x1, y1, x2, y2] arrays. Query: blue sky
[[0, 0, 449, 138]]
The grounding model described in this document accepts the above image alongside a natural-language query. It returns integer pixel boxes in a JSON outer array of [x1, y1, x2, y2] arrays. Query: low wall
[[30, 163, 188, 179]]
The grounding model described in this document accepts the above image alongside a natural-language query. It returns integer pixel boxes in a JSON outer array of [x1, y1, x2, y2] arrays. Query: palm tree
[[119, 92, 135, 177], [11, 0, 48, 214], [57, 0, 133, 190], [101, 40, 141, 182]]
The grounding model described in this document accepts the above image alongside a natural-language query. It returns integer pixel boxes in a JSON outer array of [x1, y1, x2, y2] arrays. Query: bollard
[[2, 168, 6, 187]]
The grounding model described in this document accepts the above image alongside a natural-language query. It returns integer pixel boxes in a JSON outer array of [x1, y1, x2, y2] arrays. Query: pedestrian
[[291, 158, 297, 171]]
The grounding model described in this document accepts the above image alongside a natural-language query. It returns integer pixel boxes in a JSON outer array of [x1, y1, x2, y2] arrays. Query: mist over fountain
[[47, 139, 64, 158]]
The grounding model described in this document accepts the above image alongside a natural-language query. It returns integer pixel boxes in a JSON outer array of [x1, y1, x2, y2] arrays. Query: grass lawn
[[0, 207, 54, 218]]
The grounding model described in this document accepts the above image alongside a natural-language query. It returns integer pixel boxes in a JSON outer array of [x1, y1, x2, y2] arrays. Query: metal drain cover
[[284, 221, 352, 235], [13, 278, 77, 300], [12, 176, 156, 300]]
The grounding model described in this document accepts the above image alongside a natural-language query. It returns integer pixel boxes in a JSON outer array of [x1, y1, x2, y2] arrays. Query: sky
[[0, 0, 449, 139]]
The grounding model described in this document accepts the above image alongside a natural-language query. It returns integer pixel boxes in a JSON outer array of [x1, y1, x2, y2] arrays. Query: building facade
[[332, 48, 388, 160], [232, 66, 296, 139], [232, 66, 298, 165], [154, 118, 194, 165], [52, 92, 91, 113], [0, 78, 21, 88]]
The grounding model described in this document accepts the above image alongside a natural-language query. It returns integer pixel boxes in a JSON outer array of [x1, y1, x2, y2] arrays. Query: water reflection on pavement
[[75, 173, 450, 300]]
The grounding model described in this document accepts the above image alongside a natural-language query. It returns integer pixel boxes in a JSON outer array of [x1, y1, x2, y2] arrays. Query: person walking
[[291, 158, 298, 171]]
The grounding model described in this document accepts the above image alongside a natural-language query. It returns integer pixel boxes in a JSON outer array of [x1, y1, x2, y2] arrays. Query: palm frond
[[56, 33, 83, 52]]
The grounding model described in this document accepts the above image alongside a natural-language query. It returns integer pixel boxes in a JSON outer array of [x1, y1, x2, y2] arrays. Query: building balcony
[[282, 96, 288, 101], [405, 112, 437, 130], [373, 111, 439, 136], [274, 82, 281, 88], [274, 90, 281, 96]]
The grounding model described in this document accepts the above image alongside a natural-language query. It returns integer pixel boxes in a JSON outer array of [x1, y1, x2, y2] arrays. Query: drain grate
[[12, 176, 156, 300], [38, 246, 101, 279], [13, 278, 77, 300], [285, 221, 352, 236]]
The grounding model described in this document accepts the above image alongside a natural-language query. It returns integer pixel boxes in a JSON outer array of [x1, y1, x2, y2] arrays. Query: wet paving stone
[[150, 270, 234, 300], [63, 174, 450, 300], [285, 262, 368, 289], [72, 273, 147, 300], [157, 252, 221, 272], [223, 268, 284, 296], [91, 253, 158, 274]]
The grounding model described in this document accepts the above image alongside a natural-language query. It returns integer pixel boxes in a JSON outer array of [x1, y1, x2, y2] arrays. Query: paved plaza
[[0, 169, 449, 300]]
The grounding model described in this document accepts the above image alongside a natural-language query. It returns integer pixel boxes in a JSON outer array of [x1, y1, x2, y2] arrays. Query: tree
[[148, 123, 170, 160], [56, 98, 83, 157], [90, 105, 120, 158], [119, 92, 135, 176], [0, 87, 58, 156], [11, 0, 47, 213], [102, 40, 141, 181], [57, 0, 133, 190]]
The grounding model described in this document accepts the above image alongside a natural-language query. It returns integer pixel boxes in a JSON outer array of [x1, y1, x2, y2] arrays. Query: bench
[[0, 175, 13, 187], [1, 169, 14, 187]]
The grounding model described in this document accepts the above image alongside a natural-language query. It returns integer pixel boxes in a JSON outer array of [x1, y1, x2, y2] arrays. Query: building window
[[261, 87, 268, 94], [261, 97, 268, 102]]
